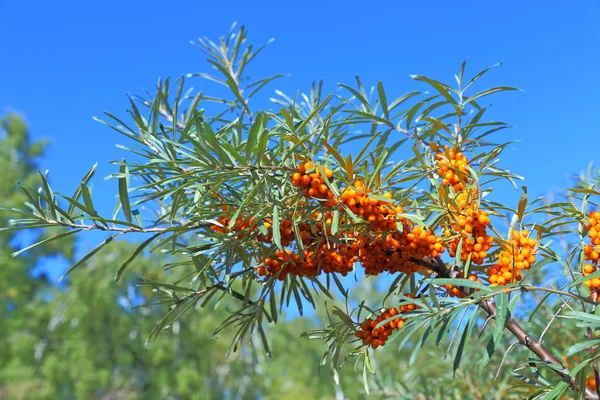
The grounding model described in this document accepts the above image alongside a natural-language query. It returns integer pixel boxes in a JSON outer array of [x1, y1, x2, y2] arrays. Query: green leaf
[[11, 228, 82, 257], [362, 355, 370, 395], [463, 62, 502, 91], [430, 278, 489, 292], [59, 233, 123, 282], [345, 154, 354, 182], [331, 210, 339, 236], [115, 232, 161, 281], [322, 140, 345, 167], [269, 288, 278, 323], [296, 94, 331, 134], [565, 311, 600, 327], [411, 75, 457, 105], [68, 163, 98, 216], [493, 291, 508, 344], [455, 237, 464, 267], [465, 86, 519, 106], [454, 306, 478, 376], [38, 171, 58, 221], [246, 112, 264, 159], [332, 306, 354, 328], [118, 161, 132, 224], [364, 349, 375, 374], [565, 338, 600, 357], [388, 91, 421, 113], [272, 205, 282, 250], [408, 321, 433, 366], [517, 186, 528, 224], [377, 81, 389, 120], [256, 321, 272, 359], [339, 83, 372, 113], [80, 184, 100, 219], [543, 381, 569, 399], [570, 268, 600, 289]]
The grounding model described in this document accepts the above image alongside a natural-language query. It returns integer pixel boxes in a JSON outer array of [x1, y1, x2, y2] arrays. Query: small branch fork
[[409, 256, 599, 400]]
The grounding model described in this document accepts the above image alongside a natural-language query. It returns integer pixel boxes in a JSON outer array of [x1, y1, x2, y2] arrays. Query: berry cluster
[[436, 149, 492, 267], [340, 180, 400, 231], [257, 242, 357, 280], [582, 210, 600, 298], [436, 145, 471, 192], [354, 294, 419, 349], [257, 212, 358, 279], [292, 161, 336, 207], [210, 207, 256, 239], [258, 249, 318, 280], [360, 225, 445, 275], [212, 160, 455, 284], [487, 230, 537, 287], [444, 200, 493, 265]]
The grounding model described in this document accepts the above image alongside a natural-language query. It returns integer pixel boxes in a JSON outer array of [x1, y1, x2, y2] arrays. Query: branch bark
[[410, 256, 598, 400]]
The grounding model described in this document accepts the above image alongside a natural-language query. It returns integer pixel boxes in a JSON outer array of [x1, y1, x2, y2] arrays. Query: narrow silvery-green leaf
[[377, 81, 389, 120], [331, 210, 339, 236], [80, 184, 100, 219], [12, 228, 82, 257], [67, 163, 98, 217], [565, 338, 600, 357], [453, 307, 478, 376], [38, 171, 58, 221], [59, 233, 122, 282], [493, 291, 508, 345], [269, 288, 278, 323], [272, 205, 282, 250], [115, 232, 161, 282], [118, 161, 132, 223]]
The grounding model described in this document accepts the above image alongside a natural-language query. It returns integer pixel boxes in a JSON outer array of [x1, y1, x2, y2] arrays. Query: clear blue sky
[[1, 0, 600, 279]]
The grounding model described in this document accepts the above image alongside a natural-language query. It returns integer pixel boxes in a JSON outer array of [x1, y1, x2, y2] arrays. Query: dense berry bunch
[[258, 249, 320, 280], [487, 230, 537, 287], [354, 307, 404, 349], [360, 225, 445, 275], [445, 207, 493, 265], [582, 210, 600, 298], [292, 161, 336, 206], [340, 180, 400, 231], [445, 272, 481, 298], [585, 210, 600, 248], [436, 149, 492, 267], [354, 294, 420, 349], [210, 207, 256, 238], [257, 213, 357, 279], [443, 191, 493, 265], [436, 145, 471, 192]]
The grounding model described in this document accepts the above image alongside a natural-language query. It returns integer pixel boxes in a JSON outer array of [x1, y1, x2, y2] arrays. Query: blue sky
[[1, 0, 600, 280]]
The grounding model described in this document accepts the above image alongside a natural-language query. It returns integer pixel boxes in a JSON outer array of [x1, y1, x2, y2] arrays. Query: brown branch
[[410, 256, 598, 400]]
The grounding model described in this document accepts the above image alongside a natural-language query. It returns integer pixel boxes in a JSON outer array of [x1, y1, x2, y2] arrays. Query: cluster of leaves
[[4, 26, 600, 399]]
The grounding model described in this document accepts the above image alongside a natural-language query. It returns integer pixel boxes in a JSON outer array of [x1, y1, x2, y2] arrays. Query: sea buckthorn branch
[[412, 256, 599, 400], [151, 266, 262, 305], [54, 220, 214, 233]]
